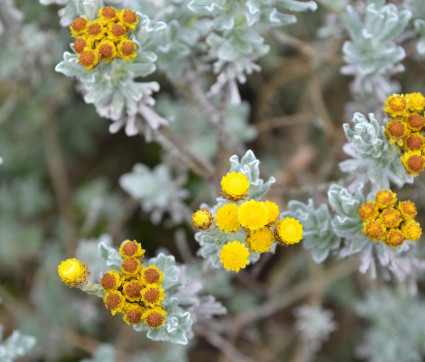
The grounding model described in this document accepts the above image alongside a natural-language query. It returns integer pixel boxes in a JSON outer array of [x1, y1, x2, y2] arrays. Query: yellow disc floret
[[385, 120, 409, 145], [123, 303, 145, 325], [219, 241, 250, 272], [264, 200, 280, 225], [374, 190, 397, 209], [403, 133, 425, 152], [238, 200, 269, 231], [397, 200, 417, 219], [385, 229, 405, 248], [275, 217, 303, 245], [215, 203, 241, 233], [247, 227, 275, 253], [358, 201, 379, 221], [140, 266, 164, 285], [70, 17, 88, 37], [97, 39, 116, 63], [103, 290, 126, 315], [122, 280, 143, 302], [379, 208, 402, 228], [402, 220, 422, 241], [362, 220, 386, 242], [221, 171, 250, 201], [406, 113, 425, 132], [98, 6, 118, 23], [117, 39, 137, 61], [143, 307, 167, 329], [119, 240, 145, 259], [406, 92, 425, 113], [141, 284, 165, 307], [401, 151, 425, 176], [192, 208, 213, 230], [78, 49, 99, 70], [120, 257, 141, 278], [58, 258, 88, 287], [119, 9, 139, 30], [100, 270, 122, 292], [384, 94, 408, 118]]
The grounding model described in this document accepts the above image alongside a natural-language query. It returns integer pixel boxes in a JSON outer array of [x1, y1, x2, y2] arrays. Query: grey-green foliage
[[195, 150, 277, 269], [340, 112, 413, 189], [281, 199, 341, 263], [80, 344, 115, 362], [0, 325, 36, 362], [356, 287, 425, 362], [119, 163, 190, 225], [414, 19, 425, 55]]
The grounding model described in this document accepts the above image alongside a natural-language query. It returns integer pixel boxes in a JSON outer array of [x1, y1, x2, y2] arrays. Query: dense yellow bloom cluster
[[384, 93, 425, 176], [58, 258, 89, 287], [193, 171, 303, 272], [69, 6, 139, 69], [359, 190, 422, 248], [100, 240, 167, 328]]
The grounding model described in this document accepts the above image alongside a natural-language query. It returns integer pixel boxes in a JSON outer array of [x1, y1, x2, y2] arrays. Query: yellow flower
[[123, 303, 146, 325], [215, 203, 240, 233], [401, 151, 425, 176], [379, 208, 402, 228], [383, 94, 408, 118], [220, 241, 250, 272], [98, 6, 118, 23], [406, 92, 425, 113], [140, 284, 165, 307], [238, 200, 269, 231], [140, 266, 164, 285], [397, 200, 417, 219], [247, 227, 275, 253], [103, 290, 126, 315], [406, 113, 425, 132], [70, 17, 88, 37], [100, 270, 122, 292], [385, 229, 405, 248], [96, 39, 117, 63], [119, 9, 139, 30], [119, 240, 145, 260], [192, 208, 213, 230], [78, 48, 99, 70], [403, 133, 425, 152], [58, 258, 88, 287], [402, 220, 422, 241], [358, 201, 379, 221], [107, 23, 128, 42], [86, 20, 105, 41], [122, 280, 143, 302], [275, 217, 303, 245], [264, 200, 279, 225], [221, 171, 250, 201], [143, 307, 167, 329], [73, 37, 93, 54], [362, 220, 386, 242], [117, 39, 137, 61], [120, 257, 141, 278], [385, 120, 409, 146], [374, 190, 397, 209]]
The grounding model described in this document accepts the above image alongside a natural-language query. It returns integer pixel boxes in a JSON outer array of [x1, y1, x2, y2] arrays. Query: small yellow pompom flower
[[103, 290, 126, 315], [406, 113, 425, 132], [402, 220, 422, 241], [221, 171, 250, 201], [108, 23, 128, 42], [140, 266, 164, 285], [264, 200, 279, 225], [401, 151, 425, 176], [247, 227, 275, 253], [141, 284, 165, 307], [58, 258, 88, 287], [100, 270, 122, 292], [403, 133, 425, 152], [117, 39, 137, 61], [119, 240, 145, 259], [215, 203, 241, 233], [123, 304, 145, 325], [362, 220, 386, 242], [73, 37, 92, 54], [275, 217, 303, 245], [119, 9, 139, 30], [383, 94, 408, 118], [219, 241, 250, 272], [358, 201, 379, 221], [97, 39, 117, 63], [122, 280, 143, 302], [238, 200, 269, 231], [385, 229, 405, 248], [86, 20, 105, 41], [78, 49, 99, 70], [98, 6, 118, 23], [70, 17, 88, 37], [385, 120, 409, 145], [192, 208, 213, 230], [120, 257, 142, 278], [406, 92, 425, 112], [398, 200, 417, 219], [143, 307, 167, 329], [374, 190, 397, 209], [379, 208, 402, 228]]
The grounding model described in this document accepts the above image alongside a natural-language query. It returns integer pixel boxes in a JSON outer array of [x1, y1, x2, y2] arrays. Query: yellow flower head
[[192, 208, 213, 230], [385, 229, 405, 248], [238, 200, 269, 231], [402, 220, 422, 241], [119, 240, 145, 260], [97, 39, 117, 63], [406, 92, 425, 113], [78, 48, 99, 70], [397, 200, 417, 219], [384, 94, 408, 118], [358, 201, 379, 221], [103, 290, 126, 315], [122, 280, 143, 302], [219, 241, 250, 272], [58, 258, 88, 287], [143, 307, 167, 329], [108, 23, 127, 42], [406, 113, 425, 132], [215, 203, 241, 233], [123, 303, 146, 325], [140, 266, 164, 285], [100, 270, 122, 292], [403, 133, 425, 152], [401, 151, 425, 176], [362, 220, 386, 242], [385, 120, 409, 145], [275, 217, 303, 245], [141, 284, 165, 307], [264, 200, 280, 225], [70, 17, 88, 37], [221, 171, 250, 201], [73, 37, 92, 54], [86, 20, 105, 41], [379, 208, 402, 228], [98, 6, 118, 23], [247, 227, 275, 253], [120, 257, 141, 278], [374, 190, 397, 209], [117, 39, 137, 61], [119, 9, 139, 30]]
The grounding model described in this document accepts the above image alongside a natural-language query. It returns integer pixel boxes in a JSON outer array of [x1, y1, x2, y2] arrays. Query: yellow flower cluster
[[192, 171, 303, 272], [359, 190, 422, 248], [100, 240, 167, 328], [58, 258, 89, 287], [384, 93, 425, 176], [69, 6, 139, 69]]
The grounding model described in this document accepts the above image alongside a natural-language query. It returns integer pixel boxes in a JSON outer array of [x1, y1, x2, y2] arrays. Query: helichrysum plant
[[0, 324, 36, 362], [193, 150, 303, 272]]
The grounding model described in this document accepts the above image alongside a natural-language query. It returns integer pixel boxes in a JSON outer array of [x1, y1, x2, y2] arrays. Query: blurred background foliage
[[2, 0, 425, 361]]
